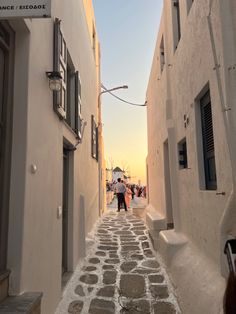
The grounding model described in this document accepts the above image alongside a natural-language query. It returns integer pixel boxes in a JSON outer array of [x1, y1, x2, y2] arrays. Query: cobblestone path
[[55, 209, 181, 314]]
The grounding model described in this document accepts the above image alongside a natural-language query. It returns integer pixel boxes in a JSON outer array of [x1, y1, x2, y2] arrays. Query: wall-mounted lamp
[[46, 71, 62, 91]]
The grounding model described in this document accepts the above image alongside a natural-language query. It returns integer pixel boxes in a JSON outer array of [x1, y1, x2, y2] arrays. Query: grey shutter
[[96, 126, 98, 161], [75, 71, 82, 139], [200, 90, 217, 190], [91, 115, 97, 159], [173, 0, 181, 41], [54, 18, 67, 119]]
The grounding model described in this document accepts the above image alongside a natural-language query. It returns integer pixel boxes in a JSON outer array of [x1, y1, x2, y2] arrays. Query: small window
[[91, 115, 98, 160], [160, 35, 165, 73], [172, 0, 181, 50], [200, 90, 217, 190], [178, 138, 188, 169]]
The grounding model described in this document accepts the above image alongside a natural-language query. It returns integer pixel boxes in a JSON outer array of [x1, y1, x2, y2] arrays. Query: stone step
[[0, 270, 10, 302], [0, 292, 43, 314]]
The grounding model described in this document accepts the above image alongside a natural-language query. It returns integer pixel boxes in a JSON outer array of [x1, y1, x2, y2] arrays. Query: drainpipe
[[207, 0, 236, 276]]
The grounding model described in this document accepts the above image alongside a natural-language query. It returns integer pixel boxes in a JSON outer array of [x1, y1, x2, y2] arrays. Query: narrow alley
[[2, 1, 236, 313], [55, 200, 180, 314]]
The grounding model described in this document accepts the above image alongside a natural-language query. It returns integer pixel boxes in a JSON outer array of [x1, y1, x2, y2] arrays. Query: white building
[[0, 1, 100, 313], [146, 1, 236, 313], [112, 166, 124, 182]]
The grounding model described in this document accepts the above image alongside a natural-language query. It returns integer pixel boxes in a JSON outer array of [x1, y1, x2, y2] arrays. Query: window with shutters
[[54, 18, 67, 118], [200, 90, 217, 190], [66, 52, 76, 130], [53, 19, 82, 140], [172, 0, 181, 50], [178, 138, 188, 169], [91, 115, 98, 160], [75, 71, 82, 139]]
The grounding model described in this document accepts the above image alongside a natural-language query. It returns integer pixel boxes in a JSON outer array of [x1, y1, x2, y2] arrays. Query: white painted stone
[[146, 0, 236, 312]]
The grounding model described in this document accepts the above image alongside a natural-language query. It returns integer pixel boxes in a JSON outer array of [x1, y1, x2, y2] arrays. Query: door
[[62, 148, 69, 274], [0, 22, 14, 272], [164, 140, 174, 229]]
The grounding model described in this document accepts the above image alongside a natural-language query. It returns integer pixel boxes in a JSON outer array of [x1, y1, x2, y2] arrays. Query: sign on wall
[[0, 0, 51, 19]]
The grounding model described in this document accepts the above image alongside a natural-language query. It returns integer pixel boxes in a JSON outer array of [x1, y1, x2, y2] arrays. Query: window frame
[[178, 138, 188, 170], [91, 115, 98, 161], [54, 18, 67, 119], [53, 19, 82, 139], [172, 0, 181, 51], [200, 90, 217, 190]]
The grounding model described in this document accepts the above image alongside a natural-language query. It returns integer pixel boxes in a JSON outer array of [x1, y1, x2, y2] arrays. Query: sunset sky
[[93, 1, 163, 185]]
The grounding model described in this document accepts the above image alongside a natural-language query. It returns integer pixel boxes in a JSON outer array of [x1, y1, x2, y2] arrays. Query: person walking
[[115, 178, 127, 212], [130, 185, 135, 199], [125, 184, 132, 208]]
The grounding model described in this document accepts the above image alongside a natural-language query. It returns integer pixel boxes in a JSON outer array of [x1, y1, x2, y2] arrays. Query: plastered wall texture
[[146, 0, 236, 313], [5, 1, 100, 313]]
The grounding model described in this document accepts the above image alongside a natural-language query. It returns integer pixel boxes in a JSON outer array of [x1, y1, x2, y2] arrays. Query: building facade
[[112, 166, 124, 182], [0, 1, 100, 313], [146, 0, 236, 313]]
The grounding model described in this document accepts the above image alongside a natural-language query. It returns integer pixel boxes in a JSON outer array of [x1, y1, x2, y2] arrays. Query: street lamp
[[98, 84, 128, 125], [99, 85, 128, 97], [46, 71, 62, 91], [98, 84, 128, 216]]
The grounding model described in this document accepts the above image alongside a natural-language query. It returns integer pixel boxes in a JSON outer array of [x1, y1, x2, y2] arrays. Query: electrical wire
[[101, 84, 147, 107]]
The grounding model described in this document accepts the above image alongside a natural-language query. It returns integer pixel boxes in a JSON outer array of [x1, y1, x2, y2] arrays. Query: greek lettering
[[0, 2, 49, 17], [19, 4, 46, 10]]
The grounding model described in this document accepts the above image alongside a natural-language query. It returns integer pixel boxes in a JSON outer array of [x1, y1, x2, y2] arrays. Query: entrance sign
[[0, 0, 51, 18]]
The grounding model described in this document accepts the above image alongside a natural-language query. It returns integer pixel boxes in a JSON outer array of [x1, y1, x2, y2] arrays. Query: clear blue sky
[[93, 0, 163, 184]]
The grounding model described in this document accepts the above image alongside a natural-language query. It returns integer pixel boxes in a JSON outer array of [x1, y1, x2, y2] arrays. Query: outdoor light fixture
[[46, 71, 62, 91], [100, 84, 128, 96]]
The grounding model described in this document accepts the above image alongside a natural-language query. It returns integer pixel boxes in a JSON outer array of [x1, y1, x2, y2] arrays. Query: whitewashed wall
[[7, 1, 100, 313], [146, 0, 236, 313]]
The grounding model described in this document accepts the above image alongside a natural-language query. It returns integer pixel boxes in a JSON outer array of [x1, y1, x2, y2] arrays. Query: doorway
[[62, 148, 69, 275], [0, 22, 14, 273], [164, 140, 174, 229]]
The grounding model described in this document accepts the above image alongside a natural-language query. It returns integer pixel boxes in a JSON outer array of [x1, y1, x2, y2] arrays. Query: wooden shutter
[[178, 139, 188, 169], [54, 18, 67, 119], [200, 90, 217, 190], [173, 0, 181, 42], [91, 115, 97, 159], [96, 126, 98, 161], [75, 71, 82, 139]]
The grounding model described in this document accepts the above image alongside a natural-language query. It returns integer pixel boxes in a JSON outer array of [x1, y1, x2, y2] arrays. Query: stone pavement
[[55, 204, 181, 314]]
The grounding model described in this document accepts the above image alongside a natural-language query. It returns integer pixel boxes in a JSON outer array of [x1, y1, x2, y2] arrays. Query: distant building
[[0, 1, 100, 313], [112, 166, 124, 182], [146, 1, 236, 313]]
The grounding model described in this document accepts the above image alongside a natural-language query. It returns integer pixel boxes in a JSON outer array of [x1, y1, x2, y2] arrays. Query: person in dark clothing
[[115, 178, 127, 212], [130, 185, 135, 199]]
